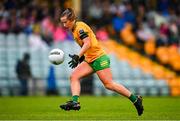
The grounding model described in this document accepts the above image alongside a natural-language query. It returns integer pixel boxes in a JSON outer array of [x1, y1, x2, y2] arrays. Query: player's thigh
[[71, 61, 94, 79], [96, 68, 113, 84]]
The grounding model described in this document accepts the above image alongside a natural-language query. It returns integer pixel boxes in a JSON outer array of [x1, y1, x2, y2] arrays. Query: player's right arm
[[78, 36, 91, 58], [68, 36, 91, 69], [69, 25, 91, 69]]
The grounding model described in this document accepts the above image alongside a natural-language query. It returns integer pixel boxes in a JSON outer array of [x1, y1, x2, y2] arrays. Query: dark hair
[[61, 8, 76, 21]]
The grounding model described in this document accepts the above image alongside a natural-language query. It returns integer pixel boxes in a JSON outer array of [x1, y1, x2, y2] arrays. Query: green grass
[[0, 96, 180, 120]]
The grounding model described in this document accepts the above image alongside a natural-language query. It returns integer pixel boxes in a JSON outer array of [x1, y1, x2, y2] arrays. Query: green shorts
[[89, 55, 110, 72]]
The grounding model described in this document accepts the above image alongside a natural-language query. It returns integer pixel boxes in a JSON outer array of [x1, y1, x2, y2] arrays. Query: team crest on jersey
[[100, 60, 108, 67]]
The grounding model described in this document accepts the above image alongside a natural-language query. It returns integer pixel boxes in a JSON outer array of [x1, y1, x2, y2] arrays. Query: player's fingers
[[72, 63, 78, 68], [72, 62, 77, 68], [69, 54, 74, 58], [72, 65, 76, 68], [69, 62, 73, 66], [69, 63, 74, 68], [68, 60, 73, 64], [69, 64, 73, 68]]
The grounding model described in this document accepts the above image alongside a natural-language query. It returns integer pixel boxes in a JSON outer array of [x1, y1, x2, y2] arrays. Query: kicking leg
[[96, 68, 131, 97], [96, 68, 144, 116]]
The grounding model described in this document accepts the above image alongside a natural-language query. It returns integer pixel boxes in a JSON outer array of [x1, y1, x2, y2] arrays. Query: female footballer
[[59, 8, 144, 116]]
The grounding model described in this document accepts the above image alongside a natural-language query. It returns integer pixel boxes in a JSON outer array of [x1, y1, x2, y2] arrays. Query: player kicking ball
[[59, 8, 144, 116]]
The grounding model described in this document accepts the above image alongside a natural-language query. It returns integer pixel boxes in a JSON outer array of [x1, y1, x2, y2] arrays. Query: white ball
[[49, 48, 64, 65]]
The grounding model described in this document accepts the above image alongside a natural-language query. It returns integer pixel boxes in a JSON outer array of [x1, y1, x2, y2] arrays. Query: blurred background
[[0, 0, 180, 97]]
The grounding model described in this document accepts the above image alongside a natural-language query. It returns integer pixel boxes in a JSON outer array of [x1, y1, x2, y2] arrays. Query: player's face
[[60, 16, 74, 30]]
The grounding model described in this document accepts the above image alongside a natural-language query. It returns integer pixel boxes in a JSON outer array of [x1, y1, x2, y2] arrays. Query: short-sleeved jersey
[[72, 21, 106, 63]]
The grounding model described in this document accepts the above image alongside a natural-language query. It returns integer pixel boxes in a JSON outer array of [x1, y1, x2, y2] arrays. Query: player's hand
[[68, 54, 79, 69]]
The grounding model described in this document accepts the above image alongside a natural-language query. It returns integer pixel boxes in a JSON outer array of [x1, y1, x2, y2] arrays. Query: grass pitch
[[0, 96, 180, 120]]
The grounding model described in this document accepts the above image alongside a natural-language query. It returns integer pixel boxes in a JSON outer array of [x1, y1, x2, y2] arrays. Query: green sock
[[129, 94, 137, 103], [72, 95, 79, 102]]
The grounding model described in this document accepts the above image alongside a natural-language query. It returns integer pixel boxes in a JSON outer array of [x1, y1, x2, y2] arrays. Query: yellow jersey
[[71, 21, 106, 63]]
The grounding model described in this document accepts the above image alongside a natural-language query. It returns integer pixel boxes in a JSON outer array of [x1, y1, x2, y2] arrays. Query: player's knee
[[70, 74, 76, 81], [104, 82, 114, 90], [69, 73, 80, 81]]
